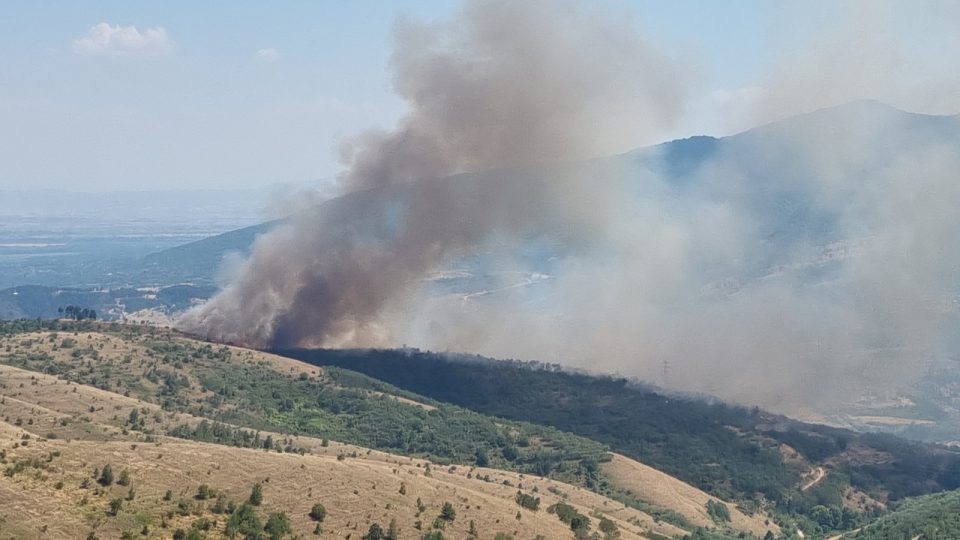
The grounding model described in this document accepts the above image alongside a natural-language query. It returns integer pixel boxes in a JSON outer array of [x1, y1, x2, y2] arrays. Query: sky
[[0, 0, 957, 192]]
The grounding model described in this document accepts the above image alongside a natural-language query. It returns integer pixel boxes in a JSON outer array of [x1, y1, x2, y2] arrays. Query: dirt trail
[[801, 466, 827, 491]]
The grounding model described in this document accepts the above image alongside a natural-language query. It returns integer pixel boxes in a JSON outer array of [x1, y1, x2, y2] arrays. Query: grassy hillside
[[275, 348, 960, 536], [0, 391, 674, 539], [0, 320, 780, 539]]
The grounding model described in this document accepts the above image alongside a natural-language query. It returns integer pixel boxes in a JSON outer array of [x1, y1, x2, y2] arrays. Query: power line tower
[[662, 359, 670, 387]]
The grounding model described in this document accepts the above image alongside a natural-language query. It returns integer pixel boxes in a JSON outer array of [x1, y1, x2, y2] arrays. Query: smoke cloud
[[180, 0, 960, 413], [179, 0, 687, 348]]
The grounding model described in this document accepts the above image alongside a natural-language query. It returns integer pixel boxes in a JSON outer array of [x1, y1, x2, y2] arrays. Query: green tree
[[98, 464, 114, 486], [599, 516, 619, 539], [363, 523, 384, 540], [225, 503, 261, 539], [248, 482, 263, 506], [196, 484, 214, 500], [309, 502, 327, 522], [440, 502, 456, 522], [475, 447, 489, 467], [117, 469, 131, 486], [706, 500, 731, 524], [264, 512, 291, 540], [108, 498, 122, 516]]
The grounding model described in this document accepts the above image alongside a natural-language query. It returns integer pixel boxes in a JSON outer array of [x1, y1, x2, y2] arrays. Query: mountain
[[5, 101, 957, 316]]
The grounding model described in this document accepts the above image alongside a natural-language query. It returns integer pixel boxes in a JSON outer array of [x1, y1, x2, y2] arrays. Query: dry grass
[[0, 420, 680, 539], [602, 453, 779, 537], [0, 328, 694, 539]]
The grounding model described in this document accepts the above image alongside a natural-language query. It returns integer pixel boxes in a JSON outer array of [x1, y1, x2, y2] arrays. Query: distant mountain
[[139, 101, 960, 284], [138, 219, 280, 284]]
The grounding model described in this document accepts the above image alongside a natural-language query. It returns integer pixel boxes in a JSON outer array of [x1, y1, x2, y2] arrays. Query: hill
[[846, 490, 960, 539], [274, 347, 960, 536], [0, 320, 778, 539]]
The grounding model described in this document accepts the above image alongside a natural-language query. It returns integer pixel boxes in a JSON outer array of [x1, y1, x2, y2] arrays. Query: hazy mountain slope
[[138, 220, 280, 284], [137, 101, 960, 285], [0, 320, 778, 538]]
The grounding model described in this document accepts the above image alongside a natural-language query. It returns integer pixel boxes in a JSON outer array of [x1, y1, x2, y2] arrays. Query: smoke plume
[[180, 0, 960, 413], [179, 0, 687, 348]]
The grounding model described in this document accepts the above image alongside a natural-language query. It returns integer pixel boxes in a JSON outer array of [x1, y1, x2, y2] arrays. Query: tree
[[363, 523, 384, 540], [264, 512, 291, 540], [225, 503, 261, 539], [706, 500, 731, 524], [108, 498, 122, 516], [515, 491, 540, 511], [248, 482, 263, 506], [196, 484, 214, 500], [440, 502, 456, 522], [117, 469, 131, 486], [386, 518, 400, 540], [598, 516, 619, 539], [475, 447, 489, 467], [98, 464, 114, 486], [309, 502, 327, 522]]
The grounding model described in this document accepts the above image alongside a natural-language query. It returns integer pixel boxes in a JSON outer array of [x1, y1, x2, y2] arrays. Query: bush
[[264, 512, 291, 540], [196, 484, 215, 500], [108, 498, 122, 516], [706, 500, 731, 524], [117, 469, 130, 486], [363, 523, 384, 540], [440, 502, 456, 522], [225, 503, 261, 539], [515, 490, 540, 511], [309, 502, 327, 522]]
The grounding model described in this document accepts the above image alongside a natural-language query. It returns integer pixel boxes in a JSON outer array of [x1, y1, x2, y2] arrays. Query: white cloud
[[254, 48, 281, 63], [73, 23, 172, 56]]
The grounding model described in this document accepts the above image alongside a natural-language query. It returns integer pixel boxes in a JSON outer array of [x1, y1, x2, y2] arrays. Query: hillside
[[275, 347, 960, 536], [0, 320, 778, 539], [847, 490, 960, 539]]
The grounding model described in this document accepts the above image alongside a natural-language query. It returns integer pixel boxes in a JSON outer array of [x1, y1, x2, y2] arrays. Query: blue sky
[[0, 1, 956, 192]]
